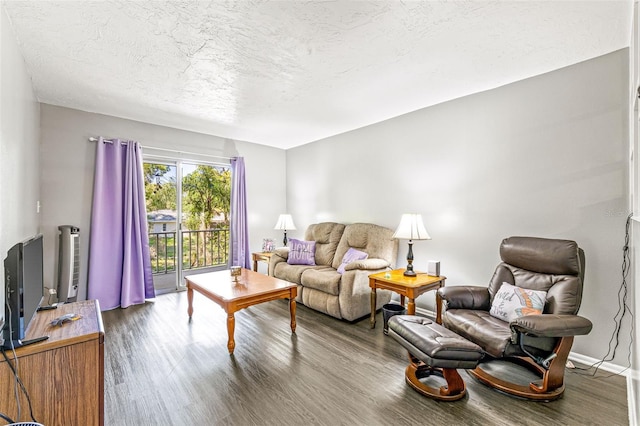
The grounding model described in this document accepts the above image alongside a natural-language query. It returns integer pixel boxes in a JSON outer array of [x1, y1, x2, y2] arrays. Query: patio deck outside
[[145, 161, 231, 294], [149, 227, 229, 293]]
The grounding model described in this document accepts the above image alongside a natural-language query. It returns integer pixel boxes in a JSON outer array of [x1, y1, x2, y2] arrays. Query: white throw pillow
[[337, 248, 368, 274], [489, 282, 547, 323]]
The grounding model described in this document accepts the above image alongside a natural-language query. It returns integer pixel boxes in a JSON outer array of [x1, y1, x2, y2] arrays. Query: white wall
[[287, 49, 630, 364], [629, 2, 639, 424], [39, 105, 286, 301], [0, 7, 41, 324]]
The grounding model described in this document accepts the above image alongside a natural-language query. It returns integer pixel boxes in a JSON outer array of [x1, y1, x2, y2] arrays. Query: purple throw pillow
[[337, 248, 368, 274], [287, 238, 316, 266]]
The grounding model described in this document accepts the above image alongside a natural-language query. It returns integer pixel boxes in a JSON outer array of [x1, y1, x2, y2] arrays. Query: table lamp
[[274, 214, 296, 246], [392, 213, 431, 277]]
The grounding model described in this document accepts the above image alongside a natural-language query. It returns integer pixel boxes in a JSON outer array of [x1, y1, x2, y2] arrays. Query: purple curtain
[[230, 157, 251, 268], [88, 138, 154, 310]]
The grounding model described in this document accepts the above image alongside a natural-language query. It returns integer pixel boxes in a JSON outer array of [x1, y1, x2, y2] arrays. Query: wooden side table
[[252, 251, 274, 274], [369, 269, 446, 329]]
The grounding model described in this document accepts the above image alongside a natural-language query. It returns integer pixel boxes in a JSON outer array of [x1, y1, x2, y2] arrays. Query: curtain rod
[[88, 137, 233, 161]]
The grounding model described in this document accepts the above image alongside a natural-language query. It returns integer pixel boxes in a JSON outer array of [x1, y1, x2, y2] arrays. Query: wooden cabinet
[[0, 300, 104, 426]]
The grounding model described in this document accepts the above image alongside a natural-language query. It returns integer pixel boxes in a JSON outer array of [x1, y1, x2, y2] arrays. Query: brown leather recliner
[[438, 236, 593, 400]]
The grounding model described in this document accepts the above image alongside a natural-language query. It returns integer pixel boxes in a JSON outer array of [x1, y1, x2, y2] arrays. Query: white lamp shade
[[274, 214, 296, 231], [392, 214, 431, 240]]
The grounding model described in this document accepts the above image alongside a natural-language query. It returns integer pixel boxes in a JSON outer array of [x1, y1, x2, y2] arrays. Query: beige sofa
[[269, 222, 398, 321]]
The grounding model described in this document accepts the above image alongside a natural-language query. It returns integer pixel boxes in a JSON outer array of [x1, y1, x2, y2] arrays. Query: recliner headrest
[[500, 236, 581, 276]]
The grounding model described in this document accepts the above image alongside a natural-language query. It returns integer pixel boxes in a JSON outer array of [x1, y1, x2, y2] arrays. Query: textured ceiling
[[2, 1, 632, 149]]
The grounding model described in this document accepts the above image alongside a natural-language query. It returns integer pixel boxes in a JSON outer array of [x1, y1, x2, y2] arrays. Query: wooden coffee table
[[186, 268, 297, 355]]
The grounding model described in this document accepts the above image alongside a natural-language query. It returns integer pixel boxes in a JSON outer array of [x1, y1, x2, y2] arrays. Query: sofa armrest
[[511, 314, 593, 338], [438, 286, 491, 310], [344, 258, 390, 271], [273, 247, 289, 259], [268, 248, 290, 277]]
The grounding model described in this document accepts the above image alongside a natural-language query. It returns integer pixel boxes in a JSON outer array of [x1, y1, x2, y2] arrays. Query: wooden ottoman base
[[388, 316, 484, 402], [406, 354, 467, 401]]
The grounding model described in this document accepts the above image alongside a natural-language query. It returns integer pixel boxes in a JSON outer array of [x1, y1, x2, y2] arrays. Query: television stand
[[2, 335, 49, 350], [0, 300, 104, 425]]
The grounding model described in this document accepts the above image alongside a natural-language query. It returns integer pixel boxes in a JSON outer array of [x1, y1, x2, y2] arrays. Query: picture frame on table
[[262, 238, 275, 253]]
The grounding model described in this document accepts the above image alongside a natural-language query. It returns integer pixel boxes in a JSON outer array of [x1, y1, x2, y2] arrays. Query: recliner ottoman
[[388, 315, 484, 401]]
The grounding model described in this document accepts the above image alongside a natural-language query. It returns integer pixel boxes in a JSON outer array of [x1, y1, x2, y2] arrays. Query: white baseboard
[[566, 351, 631, 376]]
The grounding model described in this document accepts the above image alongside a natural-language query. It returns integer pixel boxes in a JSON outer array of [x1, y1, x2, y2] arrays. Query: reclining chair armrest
[[511, 314, 593, 338], [344, 258, 389, 271], [437, 286, 491, 310]]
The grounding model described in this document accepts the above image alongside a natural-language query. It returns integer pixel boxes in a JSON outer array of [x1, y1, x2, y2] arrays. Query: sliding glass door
[[144, 162, 178, 294], [179, 162, 231, 285], [144, 159, 231, 294]]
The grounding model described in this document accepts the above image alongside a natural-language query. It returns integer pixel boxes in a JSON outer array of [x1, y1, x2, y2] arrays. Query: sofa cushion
[[273, 262, 320, 283], [301, 267, 342, 296], [337, 248, 368, 274], [443, 309, 512, 358], [302, 287, 342, 319], [332, 223, 397, 270], [305, 223, 346, 266], [287, 238, 316, 265], [345, 228, 368, 249]]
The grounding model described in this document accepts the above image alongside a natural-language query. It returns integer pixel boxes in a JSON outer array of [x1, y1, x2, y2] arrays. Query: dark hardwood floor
[[102, 291, 629, 426]]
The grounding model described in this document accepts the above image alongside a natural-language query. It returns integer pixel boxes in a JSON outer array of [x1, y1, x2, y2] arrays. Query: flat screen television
[[2, 234, 48, 348]]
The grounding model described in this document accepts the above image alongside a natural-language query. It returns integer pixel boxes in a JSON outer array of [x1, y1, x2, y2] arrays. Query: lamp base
[[403, 269, 417, 277], [404, 241, 417, 277]]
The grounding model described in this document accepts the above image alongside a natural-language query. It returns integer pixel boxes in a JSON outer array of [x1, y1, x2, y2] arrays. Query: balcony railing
[[148, 228, 230, 274]]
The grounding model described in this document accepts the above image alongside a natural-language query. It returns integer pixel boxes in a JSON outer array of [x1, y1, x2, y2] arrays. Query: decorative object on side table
[[392, 213, 431, 277], [274, 214, 296, 246], [427, 260, 440, 276], [262, 238, 275, 252]]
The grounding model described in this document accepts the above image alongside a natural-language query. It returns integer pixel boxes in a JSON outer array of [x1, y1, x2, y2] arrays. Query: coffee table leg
[[289, 299, 297, 333], [187, 286, 194, 320], [227, 312, 235, 355], [370, 288, 377, 328]]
